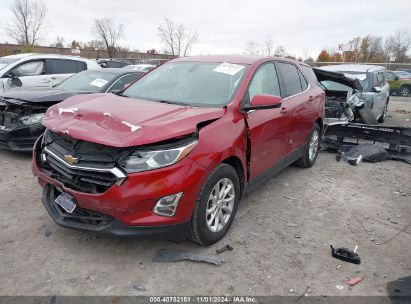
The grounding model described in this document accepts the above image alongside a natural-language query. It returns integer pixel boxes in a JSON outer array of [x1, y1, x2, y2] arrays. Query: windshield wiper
[[153, 99, 187, 106]]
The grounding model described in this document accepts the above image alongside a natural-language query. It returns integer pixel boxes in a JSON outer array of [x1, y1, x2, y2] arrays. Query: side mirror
[[11, 77, 22, 87], [244, 95, 282, 111], [395, 76, 400, 81], [371, 86, 381, 93]]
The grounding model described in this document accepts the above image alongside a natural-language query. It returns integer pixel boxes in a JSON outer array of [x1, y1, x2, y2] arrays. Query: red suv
[[32, 55, 325, 245]]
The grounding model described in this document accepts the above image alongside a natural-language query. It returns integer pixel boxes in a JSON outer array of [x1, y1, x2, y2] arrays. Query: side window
[[10, 60, 45, 77], [277, 62, 303, 97], [245, 63, 281, 106], [372, 73, 380, 87], [107, 74, 141, 92], [300, 65, 319, 85], [47, 59, 87, 74], [386, 72, 395, 81], [298, 68, 308, 91]]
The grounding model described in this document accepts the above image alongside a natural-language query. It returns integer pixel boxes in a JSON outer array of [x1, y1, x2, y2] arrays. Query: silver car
[[319, 64, 390, 124]]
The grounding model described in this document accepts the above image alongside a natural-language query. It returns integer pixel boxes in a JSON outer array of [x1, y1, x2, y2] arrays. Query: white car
[[124, 64, 156, 72], [0, 53, 101, 93]]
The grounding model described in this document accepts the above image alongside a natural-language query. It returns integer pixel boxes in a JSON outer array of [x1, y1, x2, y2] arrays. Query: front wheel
[[378, 100, 388, 123], [190, 164, 240, 245], [294, 123, 321, 168], [358, 107, 378, 124]]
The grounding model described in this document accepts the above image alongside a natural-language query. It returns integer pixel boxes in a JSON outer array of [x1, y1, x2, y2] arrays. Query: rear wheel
[[190, 164, 240, 245], [294, 123, 321, 168], [358, 107, 378, 125]]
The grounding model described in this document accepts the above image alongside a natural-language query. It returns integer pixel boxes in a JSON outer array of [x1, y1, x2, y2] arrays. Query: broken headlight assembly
[[18, 113, 45, 126], [120, 140, 198, 173]]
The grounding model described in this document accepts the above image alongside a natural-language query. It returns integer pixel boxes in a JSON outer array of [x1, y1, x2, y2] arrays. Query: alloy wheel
[[205, 178, 235, 233], [309, 129, 320, 161]]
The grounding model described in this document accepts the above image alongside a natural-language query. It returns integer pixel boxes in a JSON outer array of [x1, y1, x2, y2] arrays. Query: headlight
[[120, 140, 197, 173], [18, 113, 45, 126]]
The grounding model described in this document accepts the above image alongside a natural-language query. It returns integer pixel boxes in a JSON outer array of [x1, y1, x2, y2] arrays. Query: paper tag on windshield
[[213, 62, 245, 76], [90, 78, 109, 88]]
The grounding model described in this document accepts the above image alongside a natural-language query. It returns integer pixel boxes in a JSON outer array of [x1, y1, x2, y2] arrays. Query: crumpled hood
[[1, 87, 81, 104], [42, 93, 226, 147], [313, 68, 363, 91]]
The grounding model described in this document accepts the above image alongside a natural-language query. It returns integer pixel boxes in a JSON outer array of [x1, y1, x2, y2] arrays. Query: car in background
[[33, 55, 325, 244], [386, 70, 411, 97], [0, 53, 101, 93], [392, 70, 411, 79], [0, 68, 145, 151], [318, 64, 389, 124], [97, 59, 130, 68], [125, 64, 156, 72]]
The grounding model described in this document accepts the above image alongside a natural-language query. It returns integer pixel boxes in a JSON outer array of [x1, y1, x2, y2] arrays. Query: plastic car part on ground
[[336, 144, 389, 166], [330, 245, 361, 264], [152, 249, 225, 266], [322, 123, 411, 165], [216, 244, 233, 254]]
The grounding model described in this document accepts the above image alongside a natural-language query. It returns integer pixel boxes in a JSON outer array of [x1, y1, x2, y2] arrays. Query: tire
[[358, 107, 378, 125], [399, 86, 410, 97], [190, 164, 240, 245], [294, 123, 321, 168], [378, 100, 388, 123]]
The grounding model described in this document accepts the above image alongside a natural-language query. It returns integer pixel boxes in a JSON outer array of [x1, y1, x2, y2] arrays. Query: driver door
[[243, 62, 290, 180]]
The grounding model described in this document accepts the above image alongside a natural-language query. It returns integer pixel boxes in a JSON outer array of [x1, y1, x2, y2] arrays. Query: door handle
[[280, 107, 288, 114], [40, 79, 51, 83], [308, 96, 314, 102]]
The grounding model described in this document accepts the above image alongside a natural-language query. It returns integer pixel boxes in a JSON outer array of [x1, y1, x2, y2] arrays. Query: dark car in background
[[97, 59, 130, 68], [0, 68, 145, 151]]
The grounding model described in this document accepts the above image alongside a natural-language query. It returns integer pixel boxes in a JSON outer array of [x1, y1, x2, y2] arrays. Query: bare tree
[[274, 45, 287, 57], [6, 0, 46, 46], [158, 18, 198, 57], [243, 41, 261, 55], [262, 35, 274, 56], [385, 29, 411, 62], [50, 36, 64, 48], [93, 17, 124, 59]]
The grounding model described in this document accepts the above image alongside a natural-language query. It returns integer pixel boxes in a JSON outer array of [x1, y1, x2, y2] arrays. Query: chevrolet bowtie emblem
[[64, 154, 79, 165]]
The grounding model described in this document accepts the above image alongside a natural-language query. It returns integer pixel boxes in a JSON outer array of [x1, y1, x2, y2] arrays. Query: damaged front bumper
[[32, 133, 210, 237], [0, 123, 44, 151]]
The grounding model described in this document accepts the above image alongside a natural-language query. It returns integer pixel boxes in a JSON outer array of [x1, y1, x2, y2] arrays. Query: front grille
[[46, 186, 114, 228], [38, 131, 128, 194]]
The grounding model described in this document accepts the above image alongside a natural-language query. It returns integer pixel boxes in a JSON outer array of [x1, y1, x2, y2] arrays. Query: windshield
[[57, 71, 117, 92], [122, 61, 248, 107], [0, 57, 19, 70]]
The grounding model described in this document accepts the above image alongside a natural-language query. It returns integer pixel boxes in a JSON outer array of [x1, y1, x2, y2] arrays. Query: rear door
[[276, 62, 313, 153], [243, 62, 290, 180], [45, 59, 87, 86]]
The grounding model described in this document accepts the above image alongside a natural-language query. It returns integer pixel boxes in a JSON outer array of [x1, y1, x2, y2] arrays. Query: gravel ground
[[0, 97, 410, 297]]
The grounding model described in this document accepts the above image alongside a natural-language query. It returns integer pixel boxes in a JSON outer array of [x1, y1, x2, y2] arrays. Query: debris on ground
[[337, 144, 389, 166], [132, 283, 146, 291], [322, 123, 411, 165], [296, 286, 310, 302], [284, 195, 298, 200], [336, 285, 344, 290], [43, 228, 52, 237], [386, 276, 411, 296], [286, 223, 298, 227], [347, 276, 364, 286], [152, 249, 225, 266], [330, 245, 361, 264], [216, 244, 233, 254]]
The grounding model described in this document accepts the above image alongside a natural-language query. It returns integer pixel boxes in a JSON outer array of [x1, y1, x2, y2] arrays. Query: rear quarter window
[[277, 62, 303, 97], [300, 65, 319, 85], [46, 59, 87, 74]]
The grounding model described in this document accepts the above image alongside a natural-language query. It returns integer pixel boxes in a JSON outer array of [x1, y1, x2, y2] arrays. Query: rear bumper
[[0, 124, 44, 151], [42, 185, 191, 239]]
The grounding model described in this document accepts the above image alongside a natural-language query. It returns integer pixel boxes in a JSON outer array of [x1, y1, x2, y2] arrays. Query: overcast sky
[[0, 0, 410, 58]]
